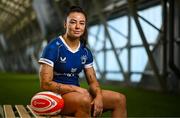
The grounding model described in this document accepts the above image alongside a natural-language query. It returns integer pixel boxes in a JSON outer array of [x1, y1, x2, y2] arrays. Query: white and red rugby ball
[[30, 91, 64, 115]]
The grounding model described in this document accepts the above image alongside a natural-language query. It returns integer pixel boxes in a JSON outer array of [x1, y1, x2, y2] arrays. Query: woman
[[38, 6, 127, 117]]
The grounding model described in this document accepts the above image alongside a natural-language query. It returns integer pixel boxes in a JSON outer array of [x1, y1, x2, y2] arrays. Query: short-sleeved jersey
[[39, 36, 93, 86]]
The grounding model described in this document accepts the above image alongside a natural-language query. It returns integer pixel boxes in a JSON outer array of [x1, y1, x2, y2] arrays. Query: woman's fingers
[[93, 103, 103, 117]]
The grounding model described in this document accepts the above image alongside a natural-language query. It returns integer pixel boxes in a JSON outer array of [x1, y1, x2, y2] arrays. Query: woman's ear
[[64, 21, 67, 29]]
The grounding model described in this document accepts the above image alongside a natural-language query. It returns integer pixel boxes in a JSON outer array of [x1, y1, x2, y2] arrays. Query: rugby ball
[[30, 91, 64, 115]]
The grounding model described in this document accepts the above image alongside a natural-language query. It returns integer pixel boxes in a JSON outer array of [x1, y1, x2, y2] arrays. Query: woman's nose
[[75, 23, 80, 29]]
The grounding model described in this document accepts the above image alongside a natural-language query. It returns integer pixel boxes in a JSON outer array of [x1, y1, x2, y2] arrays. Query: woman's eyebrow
[[70, 18, 85, 22]]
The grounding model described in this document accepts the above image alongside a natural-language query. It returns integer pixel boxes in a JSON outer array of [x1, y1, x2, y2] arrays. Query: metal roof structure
[[0, 0, 161, 36]]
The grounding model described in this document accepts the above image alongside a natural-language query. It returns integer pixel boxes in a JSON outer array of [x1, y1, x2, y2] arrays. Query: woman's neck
[[62, 34, 80, 51]]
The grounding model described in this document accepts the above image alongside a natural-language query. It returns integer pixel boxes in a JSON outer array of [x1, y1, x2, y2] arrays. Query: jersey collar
[[59, 36, 80, 53]]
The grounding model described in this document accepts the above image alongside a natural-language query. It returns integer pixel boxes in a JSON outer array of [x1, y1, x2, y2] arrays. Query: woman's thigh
[[60, 89, 125, 115], [60, 92, 92, 115], [101, 90, 125, 110]]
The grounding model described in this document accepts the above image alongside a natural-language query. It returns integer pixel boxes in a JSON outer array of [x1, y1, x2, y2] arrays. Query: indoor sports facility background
[[0, 0, 180, 117]]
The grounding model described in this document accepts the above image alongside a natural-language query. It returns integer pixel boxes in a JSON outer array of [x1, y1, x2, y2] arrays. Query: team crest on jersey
[[60, 57, 66, 63], [81, 55, 87, 64], [56, 41, 60, 46], [71, 68, 77, 73]]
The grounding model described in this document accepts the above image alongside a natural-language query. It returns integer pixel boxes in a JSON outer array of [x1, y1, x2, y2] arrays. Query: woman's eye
[[80, 22, 85, 25], [70, 21, 76, 24]]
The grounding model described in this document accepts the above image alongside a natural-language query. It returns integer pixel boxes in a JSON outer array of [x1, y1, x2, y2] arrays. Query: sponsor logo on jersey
[[81, 55, 87, 64], [60, 57, 66, 63]]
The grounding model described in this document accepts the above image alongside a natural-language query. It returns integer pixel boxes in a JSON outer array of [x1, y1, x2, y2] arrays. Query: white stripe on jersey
[[84, 62, 93, 68], [39, 58, 54, 67]]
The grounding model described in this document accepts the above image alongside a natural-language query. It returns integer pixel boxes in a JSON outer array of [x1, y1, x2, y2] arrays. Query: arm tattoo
[[55, 84, 61, 93], [89, 75, 93, 80], [44, 81, 52, 87], [88, 71, 97, 83]]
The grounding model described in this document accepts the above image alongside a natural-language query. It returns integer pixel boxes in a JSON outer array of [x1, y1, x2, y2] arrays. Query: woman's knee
[[78, 94, 92, 109], [115, 93, 126, 107]]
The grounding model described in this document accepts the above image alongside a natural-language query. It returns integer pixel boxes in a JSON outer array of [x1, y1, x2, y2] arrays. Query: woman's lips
[[74, 31, 81, 34]]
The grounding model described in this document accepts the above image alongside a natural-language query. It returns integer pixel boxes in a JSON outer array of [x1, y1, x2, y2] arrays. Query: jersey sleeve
[[84, 48, 93, 68], [38, 43, 58, 67]]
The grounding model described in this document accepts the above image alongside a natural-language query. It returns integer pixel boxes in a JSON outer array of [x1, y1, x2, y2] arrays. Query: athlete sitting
[[38, 6, 127, 117]]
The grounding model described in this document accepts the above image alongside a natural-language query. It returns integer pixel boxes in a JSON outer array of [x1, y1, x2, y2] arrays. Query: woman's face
[[64, 12, 86, 39]]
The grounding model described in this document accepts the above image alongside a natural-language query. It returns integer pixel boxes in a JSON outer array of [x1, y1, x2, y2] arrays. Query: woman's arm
[[84, 67, 101, 97], [84, 67, 103, 116], [39, 63, 84, 95]]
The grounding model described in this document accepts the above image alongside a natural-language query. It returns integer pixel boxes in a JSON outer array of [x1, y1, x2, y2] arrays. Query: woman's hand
[[91, 94, 103, 117]]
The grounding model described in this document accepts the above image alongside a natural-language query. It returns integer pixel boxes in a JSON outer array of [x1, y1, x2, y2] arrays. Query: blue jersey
[[39, 36, 93, 86]]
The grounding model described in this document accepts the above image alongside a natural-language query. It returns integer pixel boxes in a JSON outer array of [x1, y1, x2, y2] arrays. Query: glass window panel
[[89, 25, 104, 51], [108, 28, 127, 48], [131, 74, 142, 82], [106, 73, 123, 81], [93, 39, 104, 51], [139, 19, 159, 44], [108, 16, 128, 37], [131, 47, 147, 72], [96, 52, 104, 72], [88, 25, 99, 36], [106, 50, 120, 71], [105, 38, 112, 48], [131, 5, 162, 45], [88, 35, 96, 48], [107, 16, 128, 48], [138, 6, 162, 29], [98, 25, 105, 42], [120, 49, 128, 71]]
